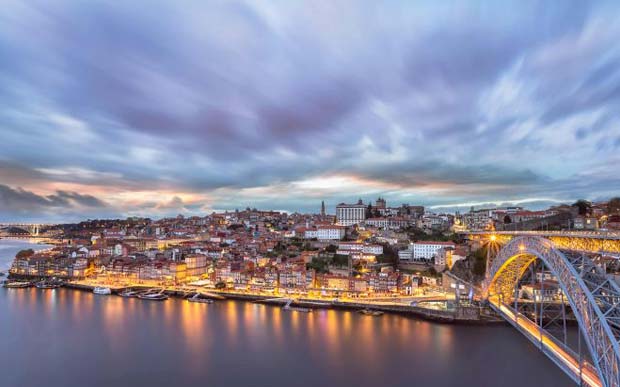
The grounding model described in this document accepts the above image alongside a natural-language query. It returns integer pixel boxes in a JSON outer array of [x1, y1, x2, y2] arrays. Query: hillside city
[[4, 197, 620, 298]]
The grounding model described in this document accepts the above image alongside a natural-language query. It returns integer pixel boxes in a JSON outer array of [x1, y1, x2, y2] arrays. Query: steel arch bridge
[[485, 236, 620, 387]]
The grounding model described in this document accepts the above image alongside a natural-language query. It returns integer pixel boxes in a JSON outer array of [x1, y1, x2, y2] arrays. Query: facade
[[365, 217, 410, 229], [398, 249, 413, 261], [574, 216, 599, 230], [375, 197, 386, 210], [304, 225, 345, 240], [413, 241, 455, 261], [185, 254, 207, 277], [336, 200, 367, 226]]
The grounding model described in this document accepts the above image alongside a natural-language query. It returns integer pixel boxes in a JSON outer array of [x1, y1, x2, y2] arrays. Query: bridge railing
[[461, 230, 620, 240]]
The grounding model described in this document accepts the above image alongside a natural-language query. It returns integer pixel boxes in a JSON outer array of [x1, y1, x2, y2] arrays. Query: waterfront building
[[185, 254, 207, 277], [520, 281, 560, 302]]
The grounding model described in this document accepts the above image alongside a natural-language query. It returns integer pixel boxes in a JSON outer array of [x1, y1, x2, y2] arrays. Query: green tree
[[332, 254, 349, 267], [572, 199, 592, 216], [608, 197, 620, 214], [306, 258, 329, 273], [377, 244, 399, 266], [325, 244, 337, 253], [471, 247, 487, 277]]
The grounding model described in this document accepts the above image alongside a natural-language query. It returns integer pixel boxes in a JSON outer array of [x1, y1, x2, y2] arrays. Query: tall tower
[[321, 201, 326, 217]]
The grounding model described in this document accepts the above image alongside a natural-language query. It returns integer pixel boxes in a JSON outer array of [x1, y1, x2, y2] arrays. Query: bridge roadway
[[463, 230, 620, 240], [462, 230, 620, 254], [490, 298, 601, 387]]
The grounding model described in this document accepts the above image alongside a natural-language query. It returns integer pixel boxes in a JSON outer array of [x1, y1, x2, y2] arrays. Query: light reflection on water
[[0, 288, 573, 387]]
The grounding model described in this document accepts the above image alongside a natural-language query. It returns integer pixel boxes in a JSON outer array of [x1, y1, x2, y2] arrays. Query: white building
[[304, 225, 345, 240], [412, 241, 456, 261], [337, 242, 383, 256], [398, 249, 414, 261], [336, 200, 367, 226], [365, 217, 410, 229]]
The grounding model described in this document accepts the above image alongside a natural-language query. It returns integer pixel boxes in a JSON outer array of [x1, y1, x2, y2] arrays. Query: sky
[[1, 1, 620, 222]]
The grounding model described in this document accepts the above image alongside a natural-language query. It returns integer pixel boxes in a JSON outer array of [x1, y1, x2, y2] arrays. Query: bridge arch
[[485, 236, 620, 387]]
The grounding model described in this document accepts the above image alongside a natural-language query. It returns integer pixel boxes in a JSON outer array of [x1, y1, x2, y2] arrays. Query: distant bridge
[[0, 223, 58, 237], [464, 230, 620, 386]]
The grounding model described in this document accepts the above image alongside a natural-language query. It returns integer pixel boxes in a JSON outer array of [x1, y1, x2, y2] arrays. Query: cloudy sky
[[1, 1, 620, 222]]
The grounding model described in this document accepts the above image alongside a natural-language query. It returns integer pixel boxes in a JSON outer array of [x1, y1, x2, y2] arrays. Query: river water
[[0, 240, 573, 387]]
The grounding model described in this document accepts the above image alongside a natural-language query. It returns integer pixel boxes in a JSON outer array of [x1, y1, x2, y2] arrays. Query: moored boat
[[35, 281, 61, 289], [93, 286, 112, 295], [282, 299, 312, 313], [119, 289, 142, 298], [3, 281, 32, 288], [187, 293, 214, 304], [137, 289, 168, 301], [358, 309, 384, 316]]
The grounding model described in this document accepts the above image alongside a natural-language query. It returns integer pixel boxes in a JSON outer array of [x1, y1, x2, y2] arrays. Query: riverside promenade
[[63, 280, 502, 324]]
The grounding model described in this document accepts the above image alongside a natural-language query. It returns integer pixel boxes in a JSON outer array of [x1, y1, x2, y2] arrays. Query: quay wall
[[61, 282, 504, 325]]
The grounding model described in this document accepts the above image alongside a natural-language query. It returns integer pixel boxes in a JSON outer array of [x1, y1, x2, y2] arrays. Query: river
[[0, 240, 573, 387]]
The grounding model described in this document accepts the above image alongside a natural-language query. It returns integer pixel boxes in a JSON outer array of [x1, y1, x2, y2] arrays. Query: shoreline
[[59, 282, 505, 325]]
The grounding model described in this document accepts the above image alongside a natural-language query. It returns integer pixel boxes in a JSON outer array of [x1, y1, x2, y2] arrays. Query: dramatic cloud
[[0, 184, 110, 221], [1, 1, 620, 221]]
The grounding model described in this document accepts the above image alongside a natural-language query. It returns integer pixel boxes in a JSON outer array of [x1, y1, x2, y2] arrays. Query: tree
[[15, 249, 35, 259], [572, 199, 592, 216], [325, 244, 337, 253], [332, 254, 349, 267], [471, 247, 487, 278], [608, 197, 620, 214], [503, 215, 512, 224], [377, 243, 399, 266], [306, 258, 329, 273]]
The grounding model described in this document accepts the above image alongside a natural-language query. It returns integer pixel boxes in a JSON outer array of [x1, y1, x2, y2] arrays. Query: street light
[[485, 234, 499, 280]]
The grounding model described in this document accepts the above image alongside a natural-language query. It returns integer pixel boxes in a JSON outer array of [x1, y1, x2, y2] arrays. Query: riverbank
[[59, 281, 504, 324]]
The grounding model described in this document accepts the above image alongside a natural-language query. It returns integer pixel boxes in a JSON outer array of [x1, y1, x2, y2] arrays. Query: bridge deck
[[490, 300, 601, 387], [462, 230, 620, 240]]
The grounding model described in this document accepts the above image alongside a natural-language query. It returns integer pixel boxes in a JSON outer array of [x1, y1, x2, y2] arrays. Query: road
[[491, 299, 601, 387]]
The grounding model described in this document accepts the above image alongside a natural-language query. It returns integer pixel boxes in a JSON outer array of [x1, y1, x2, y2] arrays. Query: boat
[[282, 299, 312, 313], [137, 289, 168, 301], [3, 281, 32, 288], [118, 289, 142, 298], [35, 281, 61, 289], [187, 293, 214, 304], [358, 309, 384, 316], [93, 286, 112, 295]]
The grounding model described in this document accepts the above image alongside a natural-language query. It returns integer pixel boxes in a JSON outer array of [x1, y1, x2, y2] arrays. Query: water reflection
[[0, 289, 573, 387]]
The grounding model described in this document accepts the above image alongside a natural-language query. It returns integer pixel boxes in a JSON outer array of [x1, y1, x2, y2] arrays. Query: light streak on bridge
[[482, 234, 620, 387], [463, 230, 620, 254], [491, 299, 601, 386]]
